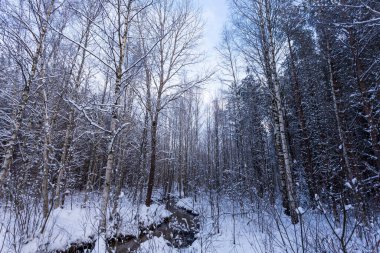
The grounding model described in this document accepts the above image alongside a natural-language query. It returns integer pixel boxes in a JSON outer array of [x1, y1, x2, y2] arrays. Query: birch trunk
[[54, 19, 92, 209], [99, 0, 132, 231], [265, 0, 298, 223], [0, 0, 55, 185], [83, 142, 97, 207], [273, 82, 299, 224], [53, 111, 73, 208], [99, 72, 123, 231], [145, 116, 158, 207], [257, 0, 285, 207], [42, 83, 52, 218], [256, 0, 298, 223]]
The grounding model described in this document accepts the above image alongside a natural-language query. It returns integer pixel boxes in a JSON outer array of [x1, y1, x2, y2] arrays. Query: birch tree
[[54, 0, 151, 230], [0, 0, 57, 187], [53, 0, 101, 209], [231, 0, 299, 223], [95, 0, 134, 232]]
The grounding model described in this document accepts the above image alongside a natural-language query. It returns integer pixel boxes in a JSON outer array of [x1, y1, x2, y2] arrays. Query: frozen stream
[[54, 198, 199, 253], [107, 198, 199, 252]]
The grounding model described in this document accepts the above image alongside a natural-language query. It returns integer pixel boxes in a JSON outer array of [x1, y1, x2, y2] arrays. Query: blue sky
[[199, 0, 229, 55], [197, 0, 229, 102]]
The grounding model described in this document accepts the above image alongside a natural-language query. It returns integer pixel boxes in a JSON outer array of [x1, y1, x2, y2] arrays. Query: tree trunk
[[259, 0, 298, 223], [42, 87, 52, 218], [112, 145, 127, 217], [274, 83, 299, 224], [326, 41, 353, 180], [54, 19, 92, 208], [287, 36, 317, 203], [0, 0, 55, 185], [54, 111, 73, 208], [145, 118, 158, 207], [83, 141, 97, 207], [99, 0, 132, 231], [100, 142, 115, 231], [99, 59, 123, 232], [347, 30, 380, 170]]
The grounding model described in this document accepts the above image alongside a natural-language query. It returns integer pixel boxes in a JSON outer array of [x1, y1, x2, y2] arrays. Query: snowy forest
[[0, 0, 379, 252]]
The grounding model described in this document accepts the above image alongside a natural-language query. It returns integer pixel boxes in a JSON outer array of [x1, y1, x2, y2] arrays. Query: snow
[[137, 203, 172, 227], [92, 236, 107, 253], [139, 236, 174, 252], [1, 192, 378, 253], [345, 204, 354, 211], [0, 193, 172, 253], [296, 206, 305, 215], [345, 178, 358, 189], [345, 182, 353, 189], [334, 228, 343, 235], [176, 197, 194, 211], [19, 205, 97, 252]]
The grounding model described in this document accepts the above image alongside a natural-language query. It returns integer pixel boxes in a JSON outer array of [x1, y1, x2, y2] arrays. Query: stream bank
[[55, 197, 199, 253], [108, 197, 199, 252]]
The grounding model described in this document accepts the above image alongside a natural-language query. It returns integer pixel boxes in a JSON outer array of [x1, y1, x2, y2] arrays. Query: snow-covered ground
[[0, 192, 171, 252], [138, 193, 379, 253], [0, 191, 378, 252]]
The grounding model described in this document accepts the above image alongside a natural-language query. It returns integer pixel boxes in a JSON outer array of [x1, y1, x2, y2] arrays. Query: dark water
[[108, 198, 200, 252], [54, 199, 199, 253]]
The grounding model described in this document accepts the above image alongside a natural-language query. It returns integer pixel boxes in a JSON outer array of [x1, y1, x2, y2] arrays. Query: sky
[[199, 0, 229, 56], [90, 0, 229, 101], [197, 0, 229, 103]]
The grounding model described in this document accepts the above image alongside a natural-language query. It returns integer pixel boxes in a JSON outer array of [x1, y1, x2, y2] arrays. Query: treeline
[[215, 0, 380, 226], [0, 0, 379, 242], [0, 0, 207, 233]]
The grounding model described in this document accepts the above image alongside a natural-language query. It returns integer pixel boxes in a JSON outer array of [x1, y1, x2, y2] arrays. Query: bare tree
[[53, 0, 101, 209], [0, 0, 57, 187], [138, 0, 206, 206]]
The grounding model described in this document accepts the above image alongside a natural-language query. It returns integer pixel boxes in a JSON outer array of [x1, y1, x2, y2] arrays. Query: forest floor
[[0, 191, 378, 252]]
